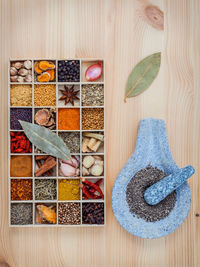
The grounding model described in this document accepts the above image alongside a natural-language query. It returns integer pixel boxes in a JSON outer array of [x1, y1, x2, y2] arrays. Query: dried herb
[[35, 179, 56, 200], [124, 52, 161, 101], [11, 203, 33, 225], [19, 120, 71, 161], [58, 132, 80, 153]]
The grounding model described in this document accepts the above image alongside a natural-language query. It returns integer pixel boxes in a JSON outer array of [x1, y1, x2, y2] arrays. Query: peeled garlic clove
[[90, 164, 103, 176], [85, 63, 102, 81], [24, 60, 32, 70], [18, 68, 28, 77], [62, 156, 78, 168], [10, 75, 18, 82], [60, 162, 77, 177], [10, 67, 18, 76], [14, 62, 23, 69], [83, 155, 95, 168], [24, 74, 32, 82], [17, 76, 24, 82]]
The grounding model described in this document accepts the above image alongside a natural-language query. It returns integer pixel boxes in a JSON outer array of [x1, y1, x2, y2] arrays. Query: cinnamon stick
[[35, 157, 56, 177]]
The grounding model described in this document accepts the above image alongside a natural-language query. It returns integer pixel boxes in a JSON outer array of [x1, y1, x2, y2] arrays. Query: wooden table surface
[[0, 0, 199, 266]]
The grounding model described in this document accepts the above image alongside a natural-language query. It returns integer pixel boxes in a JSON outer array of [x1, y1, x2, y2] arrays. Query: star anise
[[59, 85, 80, 106]]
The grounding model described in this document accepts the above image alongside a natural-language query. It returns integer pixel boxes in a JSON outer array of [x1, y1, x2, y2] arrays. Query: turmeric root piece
[[34, 109, 50, 126], [46, 69, 55, 81], [34, 62, 43, 74], [39, 61, 55, 71], [37, 72, 51, 82]]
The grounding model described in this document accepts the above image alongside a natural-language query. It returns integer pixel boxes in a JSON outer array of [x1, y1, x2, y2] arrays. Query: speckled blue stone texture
[[112, 118, 192, 239]]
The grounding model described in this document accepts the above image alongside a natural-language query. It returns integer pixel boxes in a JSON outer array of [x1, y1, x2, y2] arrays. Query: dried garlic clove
[[14, 62, 23, 69], [60, 162, 77, 177], [90, 164, 103, 176], [10, 67, 18, 76], [10, 75, 18, 82], [24, 60, 32, 70], [83, 156, 95, 168], [18, 68, 29, 76], [62, 156, 79, 168], [17, 76, 24, 82], [24, 74, 32, 82]]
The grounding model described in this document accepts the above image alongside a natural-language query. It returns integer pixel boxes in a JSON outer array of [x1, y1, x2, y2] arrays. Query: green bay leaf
[[19, 120, 71, 161], [124, 52, 161, 101]]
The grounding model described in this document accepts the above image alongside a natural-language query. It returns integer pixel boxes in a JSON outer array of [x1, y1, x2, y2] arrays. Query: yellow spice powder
[[10, 85, 32, 106], [34, 84, 56, 106], [58, 179, 80, 200]]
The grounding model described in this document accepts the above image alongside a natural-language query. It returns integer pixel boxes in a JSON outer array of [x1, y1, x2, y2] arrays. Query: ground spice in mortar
[[126, 165, 176, 222], [11, 179, 32, 200], [10, 84, 32, 106], [82, 84, 104, 106], [58, 132, 80, 153], [34, 84, 56, 106], [10, 108, 32, 130], [11, 203, 33, 225], [58, 108, 80, 130], [82, 108, 104, 130], [35, 179, 57, 200], [10, 155, 32, 177], [58, 179, 80, 200], [58, 203, 81, 225]]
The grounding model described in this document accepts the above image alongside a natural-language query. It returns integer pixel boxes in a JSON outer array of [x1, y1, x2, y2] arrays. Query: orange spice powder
[[58, 108, 80, 130]]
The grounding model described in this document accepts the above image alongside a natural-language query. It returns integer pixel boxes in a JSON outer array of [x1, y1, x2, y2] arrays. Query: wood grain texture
[[0, 0, 199, 266]]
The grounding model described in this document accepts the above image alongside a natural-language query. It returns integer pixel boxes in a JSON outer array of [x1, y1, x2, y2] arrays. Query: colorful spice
[[11, 179, 32, 200], [34, 60, 56, 82], [10, 108, 32, 130], [35, 155, 57, 177], [35, 179, 57, 200], [35, 203, 56, 224], [10, 84, 32, 106], [82, 203, 104, 224], [59, 85, 80, 106], [58, 203, 81, 225], [34, 108, 56, 130], [58, 179, 80, 201], [82, 84, 104, 106], [10, 131, 32, 153], [82, 178, 104, 199], [85, 62, 103, 81], [58, 60, 80, 82], [34, 84, 56, 106], [58, 108, 80, 130], [11, 203, 33, 225], [10, 155, 32, 177], [58, 132, 80, 153], [10, 60, 32, 83], [82, 108, 104, 130]]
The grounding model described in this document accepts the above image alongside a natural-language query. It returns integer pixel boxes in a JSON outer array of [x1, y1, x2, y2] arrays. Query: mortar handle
[[144, 165, 195, 205]]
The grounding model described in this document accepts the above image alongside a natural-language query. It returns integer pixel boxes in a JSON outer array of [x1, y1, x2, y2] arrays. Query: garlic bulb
[[10, 67, 17, 76], [24, 60, 32, 70], [60, 162, 77, 177], [10, 75, 18, 82], [18, 68, 28, 76], [24, 74, 32, 82]]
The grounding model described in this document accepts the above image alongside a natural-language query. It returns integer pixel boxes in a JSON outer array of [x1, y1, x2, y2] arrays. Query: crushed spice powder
[[10, 155, 32, 177], [11, 179, 32, 200], [58, 108, 80, 130], [10, 85, 32, 106], [34, 84, 56, 106], [58, 179, 80, 201]]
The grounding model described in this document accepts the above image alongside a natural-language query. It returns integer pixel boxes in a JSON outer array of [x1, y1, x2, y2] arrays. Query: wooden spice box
[[8, 58, 106, 227]]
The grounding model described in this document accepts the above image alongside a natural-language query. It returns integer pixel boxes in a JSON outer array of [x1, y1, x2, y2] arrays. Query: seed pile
[[82, 203, 104, 224], [10, 108, 32, 130], [34, 85, 56, 106], [35, 179, 57, 200], [11, 203, 33, 225], [58, 108, 80, 130], [58, 179, 80, 200], [11, 179, 32, 200], [10, 85, 32, 106], [82, 84, 104, 106], [58, 203, 81, 225], [58, 60, 80, 82], [82, 108, 104, 130], [126, 166, 177, 222], [58, 132, 80, 153]]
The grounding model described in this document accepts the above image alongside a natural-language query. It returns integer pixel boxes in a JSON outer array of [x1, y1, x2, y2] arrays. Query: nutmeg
[[17, 76, 25, 82], [24, 60, 32, 70], [18, 68, 28, 77], [10, 67, 18, 76], [24, 74, 32, 82], [10, 75, 18, 82], [13, 62, 23, 70]]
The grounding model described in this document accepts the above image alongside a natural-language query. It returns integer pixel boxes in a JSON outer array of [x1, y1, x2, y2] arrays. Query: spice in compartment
[[81, 178, 104, 200], [11, 203, 33, 225], [58, 179, 80, 201], [11, 179, 32, 200], [35, 203, 56, 224], [82, 108, 104, 130], [10, 84, 32, 106], [10, 108, 32, 130], [10, 60, 32, 83], [58, 108, 80, 130], [35, 155, 57, 177], [34, 60, 56, 82], [10, 131, 32, 153], [10, 155, 32, 177], [82, 203, 104, 224], [59, 156, 80, 177], [82, 155, 104, 176], [58, 60, 80, 82], [35, 179, 57, 200], [34, 108, 56, 130], [82, 84, 104, 106], [58, 203, 81, 225], [34, 84, 56, 106], [58, 132, 80, 153], [58, 85, 80, 106], [82, 132, 104, 153]]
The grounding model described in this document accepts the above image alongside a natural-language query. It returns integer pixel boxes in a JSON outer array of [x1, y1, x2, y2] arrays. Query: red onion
[[85, 63, 102, 81]]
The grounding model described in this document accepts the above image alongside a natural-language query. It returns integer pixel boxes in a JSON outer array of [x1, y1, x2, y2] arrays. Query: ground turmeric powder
[[58, 108, 80, 130]]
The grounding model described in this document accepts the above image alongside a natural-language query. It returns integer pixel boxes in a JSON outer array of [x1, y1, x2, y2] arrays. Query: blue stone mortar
[[112, 118, 194, 239]]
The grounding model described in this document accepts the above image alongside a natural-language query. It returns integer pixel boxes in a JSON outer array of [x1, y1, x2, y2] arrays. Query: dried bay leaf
[[124, 52, 161, 101], [19, 120, 71, 161]]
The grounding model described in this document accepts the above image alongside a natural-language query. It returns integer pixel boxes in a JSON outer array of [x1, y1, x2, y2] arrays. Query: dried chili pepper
[[81, 178, 104, 199], [10, 131, 32, 153], [82, 185, 101, 199], [89, 178, 103, 193]]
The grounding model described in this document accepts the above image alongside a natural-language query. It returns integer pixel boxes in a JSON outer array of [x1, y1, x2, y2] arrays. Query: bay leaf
[[124, 52, 161, 101], [19, 120, 71, 161]]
